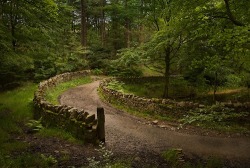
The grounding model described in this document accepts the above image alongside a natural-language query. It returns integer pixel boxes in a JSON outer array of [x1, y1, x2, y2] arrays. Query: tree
[[100, 0, 106, 47], [81, 0, 87, 47], [141, 0, 190, 98]]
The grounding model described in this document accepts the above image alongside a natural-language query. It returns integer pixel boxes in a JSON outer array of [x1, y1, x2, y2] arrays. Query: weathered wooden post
[[97, 107, 105, 142]]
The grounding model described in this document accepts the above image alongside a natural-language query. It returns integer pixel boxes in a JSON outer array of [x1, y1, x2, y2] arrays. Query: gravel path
[[59, 80, 250, 166]]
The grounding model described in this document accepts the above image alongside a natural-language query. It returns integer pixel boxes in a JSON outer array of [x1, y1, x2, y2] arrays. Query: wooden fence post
[[97, 107, 105, 142]]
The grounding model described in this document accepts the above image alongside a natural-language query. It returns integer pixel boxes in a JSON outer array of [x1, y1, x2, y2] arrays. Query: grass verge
[[98, 88, 176, 122], [45, 76, 92, 104], [0, 77, 92, 167], [0, 83, 44, 166], [37, 128, 83, 144]]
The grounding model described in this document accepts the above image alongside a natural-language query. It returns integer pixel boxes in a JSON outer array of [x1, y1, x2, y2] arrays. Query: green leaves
[[180, 103, 249, 126], [26, 118, 44, 133]]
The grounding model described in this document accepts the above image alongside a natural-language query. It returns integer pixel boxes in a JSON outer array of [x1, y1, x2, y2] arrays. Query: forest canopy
[[0, 0, 249, 93]]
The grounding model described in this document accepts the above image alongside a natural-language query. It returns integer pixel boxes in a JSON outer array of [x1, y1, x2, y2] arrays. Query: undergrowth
[[100, 84, 250, 134], [38, 128, 82, 144], [87, 142, 129, 168], [107, 79, 249, 103], [0, 83, 50, 167], [162, 148, 223, 168], [0, 79, 91, 167], [179, 103, 250, 133]]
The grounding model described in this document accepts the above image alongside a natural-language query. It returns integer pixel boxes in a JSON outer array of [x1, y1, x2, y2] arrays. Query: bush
[[225, 74, 242, 88]]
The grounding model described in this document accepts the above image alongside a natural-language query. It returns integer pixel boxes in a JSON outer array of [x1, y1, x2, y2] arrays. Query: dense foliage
[[0, 0, 249, 96]]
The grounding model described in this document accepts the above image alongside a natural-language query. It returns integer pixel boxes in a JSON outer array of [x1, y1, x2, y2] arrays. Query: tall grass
[[0, 78, 94, 167], [0, 83, 37, 164], [0, 83, 37, 123]]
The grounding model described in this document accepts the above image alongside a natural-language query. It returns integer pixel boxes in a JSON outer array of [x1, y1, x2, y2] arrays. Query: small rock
[[134, 157, 140, 162], [171, 127, 175, 131], [54, 150, 60, 154], [152, 120, 158, 125], [178, 101, 186, 107]]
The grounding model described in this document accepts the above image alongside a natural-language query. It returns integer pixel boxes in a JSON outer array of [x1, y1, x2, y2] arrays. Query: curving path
[[59, 80, 250, 165]]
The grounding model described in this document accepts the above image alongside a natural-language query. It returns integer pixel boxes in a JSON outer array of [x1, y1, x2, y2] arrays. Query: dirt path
[[59, 80, 250, 165]]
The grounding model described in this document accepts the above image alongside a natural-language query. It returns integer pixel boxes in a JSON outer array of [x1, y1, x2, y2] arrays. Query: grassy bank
[[0, 77, 92, 167], [45, 76, 92, 104], [0, 83, 48, 166]]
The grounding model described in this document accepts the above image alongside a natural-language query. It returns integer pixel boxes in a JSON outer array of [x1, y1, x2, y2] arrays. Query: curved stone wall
[[33, 70, 99, 143], [100, 77, 250, 119]]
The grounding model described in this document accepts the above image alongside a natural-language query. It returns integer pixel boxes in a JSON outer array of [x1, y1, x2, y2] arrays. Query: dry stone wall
[[100, 77, 250, 118], [33, 70, 99, 143]]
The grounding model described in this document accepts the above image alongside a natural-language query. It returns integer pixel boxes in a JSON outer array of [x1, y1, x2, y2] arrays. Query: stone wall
[[100, 78, 250, 119], [33, 70, 99, 143]]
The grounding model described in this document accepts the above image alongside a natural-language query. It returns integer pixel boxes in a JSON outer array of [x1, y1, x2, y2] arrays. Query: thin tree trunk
[[10, 0, 16, 51], [0, 1, 3, 22], [213, 72, 218, 102], [100, 0, 106, 47], [68, 0, 75, 32], [163, 46, 171, 98], [124, 0, 130, 48], [125, 19, 130, 48], [111, 1, 119, 56], [81, 0, 87, 47], [138, 0, 144, 44]]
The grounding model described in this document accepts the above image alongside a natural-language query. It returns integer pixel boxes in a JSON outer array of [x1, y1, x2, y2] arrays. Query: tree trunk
[[138, 0, 144, 44], [213, 72, 218, 102], [10, 0, 17, 51], [100, 0, 106, 47], [68, 0, 75, 32], [125, 19, 130, 48], [81, 0, 87, 47], [0, 1, 3, 22], [163, 46, 171, 98], [111, 1, 119, 57], [124, 0, 130, 48]]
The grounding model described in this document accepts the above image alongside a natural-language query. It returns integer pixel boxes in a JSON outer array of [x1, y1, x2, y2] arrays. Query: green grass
[[45, 76, 92, 104], [0, 83, 37, 138], [99, 88, 176, 122], [161, 149, 223, 168], [108, 78, 194, 99], [109, 78, 249, 103], [0, 83, 39, 166], [140, 65, 163, 76], [0, 78, 92, 167], [162, 149, 180, 167], [0, 153, 58, 168], [38, 128, 83, 144], [0, 83, 37, 125]]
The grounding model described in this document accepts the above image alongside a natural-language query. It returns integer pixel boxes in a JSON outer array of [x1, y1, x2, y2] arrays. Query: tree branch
[[223, 0, 244, 26]]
